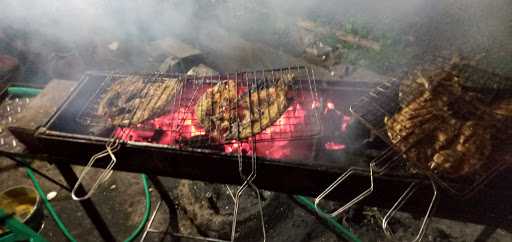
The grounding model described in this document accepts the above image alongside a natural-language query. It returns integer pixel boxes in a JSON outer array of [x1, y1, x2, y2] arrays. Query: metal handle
[[312, 147, 402, 217], [382, 180, 438, 242], [71, 139, 120, 201], [314, 162, 375, 217], [230, 140, 266, 242], [371, 147, 402, 173]]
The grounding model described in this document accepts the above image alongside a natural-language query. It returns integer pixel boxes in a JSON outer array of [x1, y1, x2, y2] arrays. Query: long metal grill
[[350, 63, 512, 197], [75, 67, 320, 149]]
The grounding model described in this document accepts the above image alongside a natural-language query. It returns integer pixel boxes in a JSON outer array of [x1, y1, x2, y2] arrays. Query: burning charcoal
[[323, 107, 342, 138], [176, 135, 225, 151], [341, 118, 387, 153], [148, 128, 165, 143]]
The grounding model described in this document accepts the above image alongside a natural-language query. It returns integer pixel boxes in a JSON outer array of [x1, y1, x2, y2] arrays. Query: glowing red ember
[[115, 90, 324, 161], [325, 142, 346, 150], [323, 101, 352, 151], [223, 102, 308, 160]]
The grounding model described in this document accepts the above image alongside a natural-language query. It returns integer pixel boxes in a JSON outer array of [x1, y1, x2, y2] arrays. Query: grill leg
[[55, 163, 116, 242], [147, 175, 181, 241]]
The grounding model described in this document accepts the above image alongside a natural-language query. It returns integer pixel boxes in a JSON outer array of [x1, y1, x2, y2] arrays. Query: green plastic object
[[25, 164, 151, 242], [122, 174, 151, 242], [26, 168, 77, 242], [6, 87, 41, 97], [293, 195, 362, 242], [0, 209, 48, 242]]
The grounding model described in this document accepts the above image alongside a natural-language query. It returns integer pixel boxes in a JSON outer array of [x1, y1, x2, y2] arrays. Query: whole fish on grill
[[233, 74, 293, 139], [195, 74, 294, 141], [97, 75, 182, 126], [195, 79, 238, 140]]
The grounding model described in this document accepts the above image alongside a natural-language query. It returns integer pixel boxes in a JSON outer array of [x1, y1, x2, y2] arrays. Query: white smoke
[[0, 0, 510, 74]]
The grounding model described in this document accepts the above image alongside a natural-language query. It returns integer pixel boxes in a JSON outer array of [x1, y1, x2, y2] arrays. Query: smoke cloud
[[0, 0, 510, 76]]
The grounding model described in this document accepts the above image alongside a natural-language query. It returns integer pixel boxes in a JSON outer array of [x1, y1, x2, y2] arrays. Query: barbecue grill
[[5, 67, 512, 230]]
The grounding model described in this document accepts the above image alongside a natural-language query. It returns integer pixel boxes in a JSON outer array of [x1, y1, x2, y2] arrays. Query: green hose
[[293, 195, 362, 242], [26, 168, 77, 242], [0, 208, 48, 242], [25, 164, 151, 242], [122, 174, 151, 242], [5, 83, 152, 241], [6, 87, 41, 97]]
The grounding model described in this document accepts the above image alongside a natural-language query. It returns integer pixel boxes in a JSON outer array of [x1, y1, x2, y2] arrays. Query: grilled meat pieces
[[195, 74, 293, 141], [385, 70, 500, 176], [492, 98, 512, 144], [492, 98, 512, 117], [97, 76, 182, 126], [430, 121, 493, 175]]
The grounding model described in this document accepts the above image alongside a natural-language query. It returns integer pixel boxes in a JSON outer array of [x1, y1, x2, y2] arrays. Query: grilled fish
[[195, 80, 239, 140], [97, 76, 182, 126], [229, 74, 292, 139], [195, 74, 293, 141]]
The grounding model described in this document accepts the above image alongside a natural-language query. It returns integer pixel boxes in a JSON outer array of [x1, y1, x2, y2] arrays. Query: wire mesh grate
[[75, 66, 321, 148]]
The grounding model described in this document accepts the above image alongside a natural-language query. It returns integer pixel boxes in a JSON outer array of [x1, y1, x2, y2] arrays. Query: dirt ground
[[1, 157, 511, 241]]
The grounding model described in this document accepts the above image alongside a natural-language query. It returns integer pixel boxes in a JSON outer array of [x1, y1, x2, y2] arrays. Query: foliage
[[320, 19, 417, 75]]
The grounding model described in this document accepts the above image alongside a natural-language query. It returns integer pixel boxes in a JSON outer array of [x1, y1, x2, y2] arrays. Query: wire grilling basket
[[71, 66, 320, 229], [76, 73, 184, 129], [71, 66, 320, 240], [314, 62, 512, 242], [350, 63, 512, 197], [75, 66, 321, 148]]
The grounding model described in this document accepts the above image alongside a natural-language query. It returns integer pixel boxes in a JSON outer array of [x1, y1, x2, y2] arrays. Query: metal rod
[[382, 182, 418, 236], [315, 162, 375, 217], [381, 180, 438, 242], [140, 199, 162, 242]]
